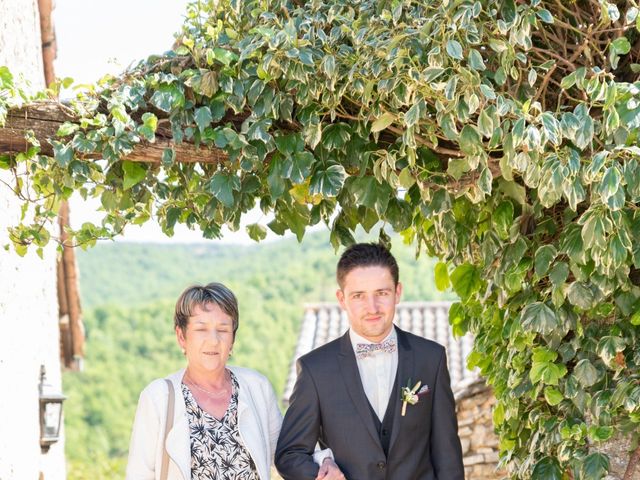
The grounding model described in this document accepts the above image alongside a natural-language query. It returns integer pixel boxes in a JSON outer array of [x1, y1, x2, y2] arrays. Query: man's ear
[[395, 282, 403, 304], [336, 288, 346, 309]]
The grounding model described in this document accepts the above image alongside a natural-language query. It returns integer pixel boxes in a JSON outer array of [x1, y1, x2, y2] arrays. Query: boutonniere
[[401, 379, 426, 416]]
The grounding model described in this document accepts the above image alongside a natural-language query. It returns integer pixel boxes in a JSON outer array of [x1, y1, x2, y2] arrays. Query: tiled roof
[[284, 302, 478, 405]]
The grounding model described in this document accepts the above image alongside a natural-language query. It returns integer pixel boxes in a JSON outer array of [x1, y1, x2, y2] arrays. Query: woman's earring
[[182, 348, 186, 355]]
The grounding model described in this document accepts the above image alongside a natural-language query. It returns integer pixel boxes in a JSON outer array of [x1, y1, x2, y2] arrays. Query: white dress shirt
[[349, 328, 398, 421]]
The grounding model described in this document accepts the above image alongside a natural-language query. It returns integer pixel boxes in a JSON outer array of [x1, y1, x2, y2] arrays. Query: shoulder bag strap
[[159, 379, 175, 480]]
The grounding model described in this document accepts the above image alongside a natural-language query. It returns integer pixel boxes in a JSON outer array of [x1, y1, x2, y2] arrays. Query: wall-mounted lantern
[[39, 365, 66, 453]]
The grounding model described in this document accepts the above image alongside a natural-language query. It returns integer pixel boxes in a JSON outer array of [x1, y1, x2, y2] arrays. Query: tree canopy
[[2, 0, 640, 477]]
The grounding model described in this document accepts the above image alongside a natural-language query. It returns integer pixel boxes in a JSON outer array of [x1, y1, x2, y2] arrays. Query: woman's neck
[[184, 365, 228, 389]]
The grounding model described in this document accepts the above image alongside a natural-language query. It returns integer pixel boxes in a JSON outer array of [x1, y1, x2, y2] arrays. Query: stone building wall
[[0, 1, 66, 479], [455, 379, 504, 479]]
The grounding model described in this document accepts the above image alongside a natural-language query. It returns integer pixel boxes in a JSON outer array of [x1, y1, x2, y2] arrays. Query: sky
[[52, 0, 279, 244]]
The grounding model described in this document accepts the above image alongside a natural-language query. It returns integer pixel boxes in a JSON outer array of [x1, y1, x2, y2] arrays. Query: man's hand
[[316, 457, 345, 480]]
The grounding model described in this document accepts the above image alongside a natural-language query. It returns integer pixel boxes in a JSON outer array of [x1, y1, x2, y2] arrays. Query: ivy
[[2, 0, 640, 477]]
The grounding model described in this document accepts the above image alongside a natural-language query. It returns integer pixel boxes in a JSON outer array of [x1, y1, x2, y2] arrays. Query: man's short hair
[[174, 282, 239, 338], [336, 242, 399, 288]]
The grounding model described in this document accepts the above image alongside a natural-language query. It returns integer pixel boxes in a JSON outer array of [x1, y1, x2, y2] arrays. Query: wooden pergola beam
[[0, 101, 229, 164]]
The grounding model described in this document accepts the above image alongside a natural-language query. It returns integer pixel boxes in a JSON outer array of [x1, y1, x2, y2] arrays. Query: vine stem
[[624, 445, 640, 480]]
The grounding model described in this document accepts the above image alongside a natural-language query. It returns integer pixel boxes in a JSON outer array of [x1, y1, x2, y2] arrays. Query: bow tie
[[355, 338, 397, 359]]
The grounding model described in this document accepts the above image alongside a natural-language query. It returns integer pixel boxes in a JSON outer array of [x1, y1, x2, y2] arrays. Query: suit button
[[382, 429, 388, 436], [377, 461, 386, 469]]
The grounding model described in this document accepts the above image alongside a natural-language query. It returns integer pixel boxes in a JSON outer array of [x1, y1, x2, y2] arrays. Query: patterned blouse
[[182, 372, 260, 480]]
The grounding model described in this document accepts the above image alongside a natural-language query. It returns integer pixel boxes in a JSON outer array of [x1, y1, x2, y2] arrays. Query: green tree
[[2, 0, 640, 477]]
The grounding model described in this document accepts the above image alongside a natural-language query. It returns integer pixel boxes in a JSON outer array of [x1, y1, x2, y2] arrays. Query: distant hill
[[64, 231, 452, 478]]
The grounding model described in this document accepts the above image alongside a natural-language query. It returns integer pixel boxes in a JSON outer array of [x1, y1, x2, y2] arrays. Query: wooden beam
[[0, 101, 229, 164]]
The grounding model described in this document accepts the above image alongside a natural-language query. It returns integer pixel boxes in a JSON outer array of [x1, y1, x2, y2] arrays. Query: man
[[276, 243, 464, 480]]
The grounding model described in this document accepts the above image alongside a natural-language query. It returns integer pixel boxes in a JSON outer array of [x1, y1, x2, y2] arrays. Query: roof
[[283, 301, 478, 404]]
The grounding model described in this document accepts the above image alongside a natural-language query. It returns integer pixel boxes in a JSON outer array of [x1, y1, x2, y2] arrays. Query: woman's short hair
[[174, 283, 239, 338]]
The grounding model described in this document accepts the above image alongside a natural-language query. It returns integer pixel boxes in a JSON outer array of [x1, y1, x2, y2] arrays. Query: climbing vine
[[2, 0, 640, 477]]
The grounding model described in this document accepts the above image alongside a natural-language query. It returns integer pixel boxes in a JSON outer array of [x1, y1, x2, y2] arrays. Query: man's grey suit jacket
[[275, 326, 465, 480]]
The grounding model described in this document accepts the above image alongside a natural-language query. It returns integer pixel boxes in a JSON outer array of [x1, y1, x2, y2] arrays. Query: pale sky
[[52, 0, 279, 243]]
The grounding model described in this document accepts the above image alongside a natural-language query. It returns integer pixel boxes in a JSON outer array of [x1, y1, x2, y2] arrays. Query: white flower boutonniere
[[400, 379, 422, 416]]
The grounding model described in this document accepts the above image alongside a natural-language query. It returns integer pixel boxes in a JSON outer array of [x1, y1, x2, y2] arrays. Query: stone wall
[[455, 378, 504, 479], [0, 1, 66, 479]]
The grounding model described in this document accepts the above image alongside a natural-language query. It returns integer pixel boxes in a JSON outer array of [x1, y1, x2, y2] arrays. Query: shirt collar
[[349, 326, 397, 351]]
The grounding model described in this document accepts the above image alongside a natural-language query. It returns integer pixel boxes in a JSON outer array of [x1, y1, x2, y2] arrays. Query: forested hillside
[[64, 232, 448, 477]]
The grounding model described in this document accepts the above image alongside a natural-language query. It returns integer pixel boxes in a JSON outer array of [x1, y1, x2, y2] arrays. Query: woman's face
[[176, 303, 235, 374]]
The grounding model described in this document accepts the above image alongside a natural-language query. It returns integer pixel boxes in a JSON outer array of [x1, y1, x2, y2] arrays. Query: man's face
[[336, 265, 402, 343]]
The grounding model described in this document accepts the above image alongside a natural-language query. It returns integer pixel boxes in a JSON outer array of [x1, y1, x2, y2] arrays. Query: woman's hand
[[316, 457, 345, 480]]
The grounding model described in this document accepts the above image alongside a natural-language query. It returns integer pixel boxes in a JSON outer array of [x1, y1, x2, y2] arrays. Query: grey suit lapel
[[388, 327, 415, 455], [337, 331, 382, 446]]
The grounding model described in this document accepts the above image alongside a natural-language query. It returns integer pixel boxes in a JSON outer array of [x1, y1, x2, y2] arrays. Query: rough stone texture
[[592, 431, 639, 479], [0, 0, 44, 84], [455, 379, 505, 480], [0, 1, 66, 479]]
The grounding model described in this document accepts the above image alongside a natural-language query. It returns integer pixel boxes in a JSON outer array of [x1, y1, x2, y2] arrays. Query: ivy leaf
[[596, 336, 626, 366], [246, 223, 267, 241], [150, 83, 185, 112], [404, 100, 425, 128], [581, 453, 609, 479], [423, 67, 445, 82], [574, 359, 599, 387], [435, 262, 450, 291], [56, 121, 79, 137], [212, 47, 238, 66], [450, 264, 481, 301], [310, 164, 346, 196], [566, 282, 596, 310], [521, 302, 559, 335], [138, 112, 158, 141], [536, 9, 554, 23], [209, 172, 240, 207], [322, 123, 350, 150], [478, 167, 492, 195], [52, 141, 74, 167], [162, 147, 176, 167], [535, 245, 557, 277], [468, 49, 486, 71], [246, 118, 273, 143], [290, 152, 314, 184], [549, 261, 569, 286], [385, 198, 413, 231], [351, 176, 380, 210], [371, 112, 395, 133], [446, 39, 464, 60], [610, 37, 631, 55], [588, 426, 614, 443], [459, 125, 482, 155], [531, 458, 562, 480], [544, 387, 564, 406], [122, 161, 147, 190], [275, 133, 303, 156], [194, 106, 213, 133], [493, 200, 514, 239]]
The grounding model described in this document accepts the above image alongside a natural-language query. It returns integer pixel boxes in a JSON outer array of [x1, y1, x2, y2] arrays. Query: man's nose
[[366, 296, 378, 313]]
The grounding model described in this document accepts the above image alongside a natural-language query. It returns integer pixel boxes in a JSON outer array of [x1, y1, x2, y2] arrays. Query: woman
[[125, 283, 282, 480]]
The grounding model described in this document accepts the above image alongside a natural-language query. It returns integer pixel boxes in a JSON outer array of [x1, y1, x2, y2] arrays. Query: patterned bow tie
[[355, 338, 397, 359]]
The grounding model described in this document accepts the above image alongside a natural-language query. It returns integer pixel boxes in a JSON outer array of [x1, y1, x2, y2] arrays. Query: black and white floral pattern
[[182, 372, 259, 480]]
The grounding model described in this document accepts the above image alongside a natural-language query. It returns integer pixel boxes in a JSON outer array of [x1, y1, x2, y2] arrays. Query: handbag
[[160, 379, 175, 480]]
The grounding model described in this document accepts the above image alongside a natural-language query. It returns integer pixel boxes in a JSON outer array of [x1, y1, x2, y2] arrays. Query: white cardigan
[[126, 366, 282, 480]]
